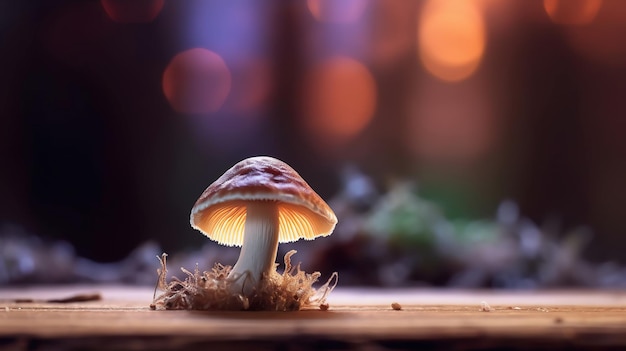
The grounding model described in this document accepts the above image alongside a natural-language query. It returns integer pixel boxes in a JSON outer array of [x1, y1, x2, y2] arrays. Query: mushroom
[[190, 156, 337, 296]]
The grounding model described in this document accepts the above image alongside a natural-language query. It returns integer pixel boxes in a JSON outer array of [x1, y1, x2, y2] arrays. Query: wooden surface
[[1, 285, 626, 350]]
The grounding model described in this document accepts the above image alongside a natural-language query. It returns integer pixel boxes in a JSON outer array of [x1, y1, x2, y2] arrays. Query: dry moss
[[152, 250, 338, 311]]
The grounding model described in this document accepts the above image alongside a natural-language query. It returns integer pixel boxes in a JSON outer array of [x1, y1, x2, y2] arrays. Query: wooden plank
[[1, 286, 625, 350]]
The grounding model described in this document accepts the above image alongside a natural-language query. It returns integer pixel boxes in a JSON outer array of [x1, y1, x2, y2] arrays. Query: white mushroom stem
[[229, 201, 280, 296]]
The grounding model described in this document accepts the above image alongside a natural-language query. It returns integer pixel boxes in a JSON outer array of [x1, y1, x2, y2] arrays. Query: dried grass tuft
[[152, 250, 338, 311]]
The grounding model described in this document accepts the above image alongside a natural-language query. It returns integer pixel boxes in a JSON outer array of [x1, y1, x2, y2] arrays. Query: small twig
[[46, 293, 101, 303], [12, 293, 101, 303]]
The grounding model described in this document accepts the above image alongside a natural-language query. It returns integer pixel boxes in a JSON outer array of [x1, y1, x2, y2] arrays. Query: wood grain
[[0, 286, 625, 350]]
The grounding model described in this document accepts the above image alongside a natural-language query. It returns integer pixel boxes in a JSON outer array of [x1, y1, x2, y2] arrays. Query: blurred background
[[1, 0, 626, 287]]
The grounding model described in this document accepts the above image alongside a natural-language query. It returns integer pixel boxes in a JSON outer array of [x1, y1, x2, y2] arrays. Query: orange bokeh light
[[543, 0, 602, 25], [302, 56, 377, 142], [307, 0, 368, 23], [162, 48, 231, 114], [418, 0, 486, 82], [101, 0, 164, 23], [564, 0, 626, 65]]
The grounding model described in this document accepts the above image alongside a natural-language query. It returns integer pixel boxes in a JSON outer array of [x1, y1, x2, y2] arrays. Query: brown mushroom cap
[[190, 156, 337, 246]]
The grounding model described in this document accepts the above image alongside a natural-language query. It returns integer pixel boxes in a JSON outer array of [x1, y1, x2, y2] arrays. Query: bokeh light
[[543, 0, 603, 25], [418, 0, 486, 82], [101, 0, 164, 23], [307, 0, 368, 23], [302, 56, 377, 143], [162, 48, 232, 115], [563, 0, 626, 66]]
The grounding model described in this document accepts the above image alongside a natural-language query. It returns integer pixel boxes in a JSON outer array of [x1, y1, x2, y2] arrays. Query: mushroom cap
[[190, 156, 338, 246]]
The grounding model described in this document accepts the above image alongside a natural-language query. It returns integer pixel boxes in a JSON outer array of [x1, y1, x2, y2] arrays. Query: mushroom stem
[[229, 200, 280, 296]]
